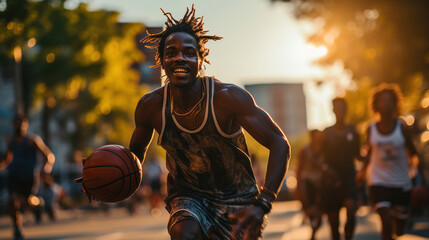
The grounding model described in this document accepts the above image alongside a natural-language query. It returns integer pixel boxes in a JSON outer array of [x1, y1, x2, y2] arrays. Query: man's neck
[[171, 77, 203, 110]]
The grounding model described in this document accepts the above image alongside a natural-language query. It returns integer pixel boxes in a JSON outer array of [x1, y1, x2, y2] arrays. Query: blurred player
[[357, 84, 425, 240], [320, 98, 361, 240], [0, 114, 55, 240]]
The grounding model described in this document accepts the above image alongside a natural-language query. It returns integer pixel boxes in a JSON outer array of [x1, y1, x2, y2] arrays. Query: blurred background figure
[[296, 129, 323, 240], [142, 156, 166, 217], [319, 97, 362, 240], [0, 114, 55, 240], [33, 174, 63, 223], [126, 182, 146, 216], [357, 83, 426, 240]]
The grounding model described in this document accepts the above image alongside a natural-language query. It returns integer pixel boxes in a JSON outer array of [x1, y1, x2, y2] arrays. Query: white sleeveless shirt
[[366, 120, 412, 190]]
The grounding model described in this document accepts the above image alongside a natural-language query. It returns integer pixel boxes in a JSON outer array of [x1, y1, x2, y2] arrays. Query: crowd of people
[[296, 84, 427, 240]]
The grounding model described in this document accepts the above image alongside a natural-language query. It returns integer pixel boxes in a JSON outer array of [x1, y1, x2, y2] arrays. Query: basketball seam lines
[[84, 165, 125, 190], [85, 168, 141, 202], [95, 148, 133, 198], [85, 170, 142, 191], [84, 164, 125, 202], [120, 148, 141, 193]]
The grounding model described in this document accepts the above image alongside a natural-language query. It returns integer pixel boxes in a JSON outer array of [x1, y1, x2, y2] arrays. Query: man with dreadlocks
[[130, 5, 290, 240]]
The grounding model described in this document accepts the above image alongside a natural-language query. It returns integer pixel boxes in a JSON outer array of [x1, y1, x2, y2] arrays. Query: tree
[[0, 0, 148, 154], [272, 0, 429, 117]]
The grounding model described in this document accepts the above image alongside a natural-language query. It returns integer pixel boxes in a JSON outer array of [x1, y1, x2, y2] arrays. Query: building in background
[[245, 82, 307, 137]]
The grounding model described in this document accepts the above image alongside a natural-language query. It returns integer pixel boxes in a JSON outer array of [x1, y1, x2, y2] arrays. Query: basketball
[[82, 145, 142, 203]]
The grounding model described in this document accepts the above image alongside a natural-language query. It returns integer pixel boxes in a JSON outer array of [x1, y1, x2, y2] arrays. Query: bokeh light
[[28, 195, 40, 206], [421, 131, 429, 143], [13, 46, 22, 62], [46, 53, 55, 63], [27, 38, 36, 48], [404, 114, 415, 126], [285, 175, 297, 190], [46, 96, 56, 108], [421, 97, 429, 108]]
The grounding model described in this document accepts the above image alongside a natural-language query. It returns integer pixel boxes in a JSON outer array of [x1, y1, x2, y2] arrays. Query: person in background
[[356, 83, 425, 240], [34, 174, 63, 223], [0, 114, 55, 240], [296, 129, 323, 240], [320, 98, 361, 240], [143, 156, 166, 216]]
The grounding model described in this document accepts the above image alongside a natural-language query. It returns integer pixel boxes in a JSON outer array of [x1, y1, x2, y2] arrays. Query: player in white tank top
[[356, 84, 424, 240], [367, 120, 412, 191]]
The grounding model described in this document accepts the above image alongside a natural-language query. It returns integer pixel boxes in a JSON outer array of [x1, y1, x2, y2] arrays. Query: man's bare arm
[[129, 93, 158, 164], [229, 85, 291, 195], [224, 85, 290, 240]]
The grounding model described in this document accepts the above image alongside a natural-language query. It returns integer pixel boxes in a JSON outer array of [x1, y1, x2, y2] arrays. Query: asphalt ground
[[0, 201, 428, 240]]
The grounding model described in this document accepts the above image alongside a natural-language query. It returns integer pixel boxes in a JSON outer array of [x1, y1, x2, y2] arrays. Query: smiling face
[[161, 32, 201, 88]]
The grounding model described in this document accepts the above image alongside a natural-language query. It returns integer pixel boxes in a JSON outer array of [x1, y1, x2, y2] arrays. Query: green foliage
[[0, 0, 149, 153]]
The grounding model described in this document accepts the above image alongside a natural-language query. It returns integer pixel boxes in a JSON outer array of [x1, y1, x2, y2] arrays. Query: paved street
[[0, 201, 428, 240]]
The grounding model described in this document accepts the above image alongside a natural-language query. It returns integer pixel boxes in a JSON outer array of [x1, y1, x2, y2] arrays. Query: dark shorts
[[301, 179, 320, 209], [320, 176, 357, 212], [167, 196, 255, 240], [8, 176, 35, 198], [369, 185, 411, 219]]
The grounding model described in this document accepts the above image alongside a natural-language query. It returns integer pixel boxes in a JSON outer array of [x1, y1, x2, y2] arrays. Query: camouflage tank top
[[158, 76, 258, 204]]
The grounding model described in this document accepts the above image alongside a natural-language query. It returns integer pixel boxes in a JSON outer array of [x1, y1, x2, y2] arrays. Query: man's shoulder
[[134, 86, 165, 125], [138, 86, 165, 107], [211, 79, 255, 115], [212, 78, 246, 98], [147, 85, 165, 99]]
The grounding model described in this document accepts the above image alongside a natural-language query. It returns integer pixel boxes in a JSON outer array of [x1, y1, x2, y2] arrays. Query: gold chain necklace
[[170, 79, 206, 117]]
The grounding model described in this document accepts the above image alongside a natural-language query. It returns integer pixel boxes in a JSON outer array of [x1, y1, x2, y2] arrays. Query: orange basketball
[[82, 145, 142, 203]]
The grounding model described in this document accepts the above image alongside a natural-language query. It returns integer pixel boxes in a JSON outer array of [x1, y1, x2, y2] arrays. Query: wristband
[[259, 186, 277, 201], [253, 195, 273, 214]]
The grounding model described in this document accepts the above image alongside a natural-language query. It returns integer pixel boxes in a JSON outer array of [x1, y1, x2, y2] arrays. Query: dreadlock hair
[[369, 83, 403, 117], [140, 5, 222, 69]]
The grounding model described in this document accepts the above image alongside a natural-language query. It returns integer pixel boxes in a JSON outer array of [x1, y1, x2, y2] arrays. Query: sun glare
[[304, 44, 328, 60]]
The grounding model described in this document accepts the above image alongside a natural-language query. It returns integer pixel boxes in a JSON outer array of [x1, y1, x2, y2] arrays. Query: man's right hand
[[229, 205, 266, 240]]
